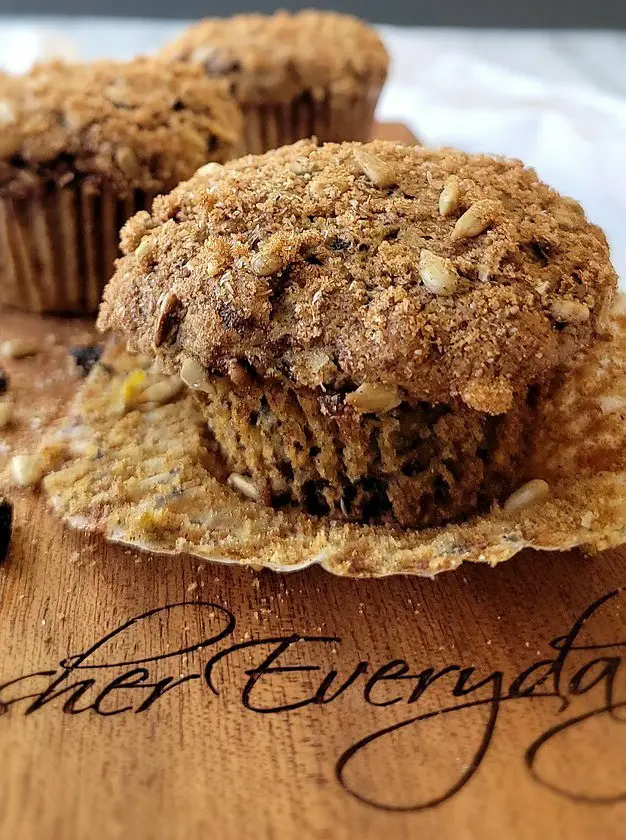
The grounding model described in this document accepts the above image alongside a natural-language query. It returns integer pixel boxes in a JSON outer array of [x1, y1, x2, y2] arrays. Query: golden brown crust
[[159, 11, 389, 105], [97, 140, 617, 412], [0, 58, 243, 198]]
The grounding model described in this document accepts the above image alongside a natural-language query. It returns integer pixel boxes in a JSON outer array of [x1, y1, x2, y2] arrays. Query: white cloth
[[1, 18, 625, 287]]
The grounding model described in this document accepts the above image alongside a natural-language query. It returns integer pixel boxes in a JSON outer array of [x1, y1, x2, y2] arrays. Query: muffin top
[[0, 58, 242, 198], [97, 140, 617, 414], [159, 11, 389, 105]]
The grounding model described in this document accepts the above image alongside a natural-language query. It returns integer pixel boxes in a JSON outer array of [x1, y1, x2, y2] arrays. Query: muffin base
[[241, 89, 379, 155], [193, 375, 539, 529], [0, 183, 154, 314]]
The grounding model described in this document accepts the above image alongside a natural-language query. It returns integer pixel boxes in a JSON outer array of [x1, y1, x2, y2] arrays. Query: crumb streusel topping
[[0, 58, 242, 198], [159, 11, 389, 105], [98, 140, 617, 413]]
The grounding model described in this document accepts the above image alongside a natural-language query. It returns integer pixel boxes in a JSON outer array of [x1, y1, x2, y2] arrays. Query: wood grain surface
[[1, 124, 625, 840]]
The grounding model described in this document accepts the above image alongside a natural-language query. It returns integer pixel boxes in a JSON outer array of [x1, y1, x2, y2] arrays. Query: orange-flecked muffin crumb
[[98, 140, 617, 527], [160, 11, 388, 153]]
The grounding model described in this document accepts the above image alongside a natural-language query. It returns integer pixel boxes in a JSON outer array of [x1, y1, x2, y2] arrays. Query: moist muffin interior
[[97, 139, 617, 528], [194, 376, 540, 526]]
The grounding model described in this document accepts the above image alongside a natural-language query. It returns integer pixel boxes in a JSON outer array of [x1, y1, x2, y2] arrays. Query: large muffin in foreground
[[97, 140, 617, 528], [0, 58, 242, 314], [159, 11, 388, 154]]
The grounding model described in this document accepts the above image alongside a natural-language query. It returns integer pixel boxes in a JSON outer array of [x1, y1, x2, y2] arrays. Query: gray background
[[1, 0, 625, 27]]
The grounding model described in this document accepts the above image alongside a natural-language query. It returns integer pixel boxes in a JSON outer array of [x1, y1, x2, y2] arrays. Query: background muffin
[[0, 58, 242, 314], [160, 11, 388, 155], [98, 140, 616, 528]]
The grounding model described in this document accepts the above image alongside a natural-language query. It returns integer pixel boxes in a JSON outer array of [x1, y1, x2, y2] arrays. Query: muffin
[[97, 140, 617, 528], [0, 58, 242, 314], [159, 11, 388, 155]]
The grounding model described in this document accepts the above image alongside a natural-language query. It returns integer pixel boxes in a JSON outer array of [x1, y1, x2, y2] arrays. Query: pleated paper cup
[[241, 88, 380, 155], [0, 183, 154, 315]]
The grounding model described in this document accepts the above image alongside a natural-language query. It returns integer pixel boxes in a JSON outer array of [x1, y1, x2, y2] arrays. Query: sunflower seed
[[419, 249, 459, 296], [115, 146, 140, 177], [228, 472, 261, 502], [0, 338, 39, 358], [451, 200, 499, 241], [180, 358, 211, 392], [205, 256, 224, 278], [550, 299, 590, 324], [353, 148, 396, 188], [196, 161, 223, 177], [251, 250, 284, 277], [136, 376, 183, 406], [10, 453, 44, 487], [439, 175, 461, 217], [345, 383, 402, 413], [193, 45, 239, 75], [154, 291, 182, 347], [135, 237, 153, 261], [503, 479, 550, 512]]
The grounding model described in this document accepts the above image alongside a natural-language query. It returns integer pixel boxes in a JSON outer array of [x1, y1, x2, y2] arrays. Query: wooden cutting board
[[1, 124, 625, 840]]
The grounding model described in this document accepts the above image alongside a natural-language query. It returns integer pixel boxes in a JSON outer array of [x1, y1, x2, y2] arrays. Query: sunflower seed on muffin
[[451, 199, 500, 241], [353, 147, 396, 188], [345, 383, 402, 413], [419, 249, 458, 296], [503, 479, 551, 512], [439, 175, 461, 217], [550, 298, 590, 324], [227, 472, 261, 501]]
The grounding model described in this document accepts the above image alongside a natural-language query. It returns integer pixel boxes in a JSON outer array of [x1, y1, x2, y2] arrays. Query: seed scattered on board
[[10, 453, 45, 488]]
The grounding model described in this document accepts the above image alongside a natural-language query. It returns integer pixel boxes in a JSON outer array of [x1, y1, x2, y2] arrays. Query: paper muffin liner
[[241, 88, 380, 155], [28, 295, 626, 578], [0, 183, 154, 314]]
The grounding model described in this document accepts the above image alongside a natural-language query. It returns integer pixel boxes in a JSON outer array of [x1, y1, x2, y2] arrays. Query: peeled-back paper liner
[[0, 185, 154, 314], [36, 296, 626, 578]]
